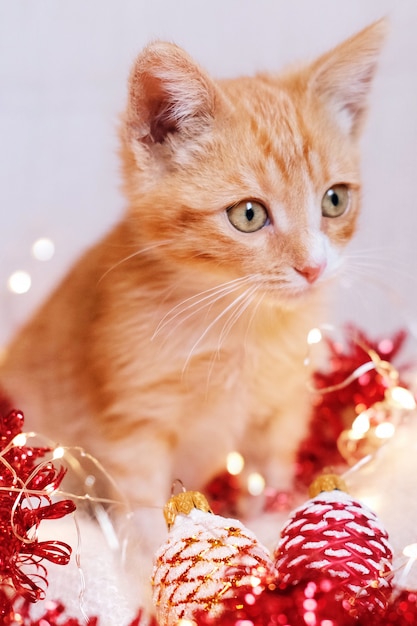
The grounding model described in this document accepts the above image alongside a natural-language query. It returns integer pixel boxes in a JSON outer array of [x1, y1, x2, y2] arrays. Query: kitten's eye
[[227, 200, 269, 233], [321, 184, 350, 218]]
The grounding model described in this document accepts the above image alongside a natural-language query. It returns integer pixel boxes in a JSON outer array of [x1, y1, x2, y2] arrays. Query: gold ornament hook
[[164, 482, 212, 529], [170, 478, 187, 496], [309, 473, 348, 498]]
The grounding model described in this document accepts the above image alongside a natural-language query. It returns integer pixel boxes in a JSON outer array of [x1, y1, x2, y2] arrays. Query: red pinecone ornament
[[274, 476, 393, 616]]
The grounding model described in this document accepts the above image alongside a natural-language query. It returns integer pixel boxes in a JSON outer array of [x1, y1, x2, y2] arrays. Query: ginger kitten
[[0, 21, 386, 511]]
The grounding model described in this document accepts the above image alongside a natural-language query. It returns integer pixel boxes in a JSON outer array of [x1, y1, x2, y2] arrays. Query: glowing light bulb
[[303, 599, 318, 611], [52, 446, 65, 459], [351, 411, 370, 439], [303, 611, 317, 626], [386, 386, 416, 410], [32, 237, 55, 261], [375, 422, 395, 439], [226, 451, 244, 475], [85, 474, 96, 488], [307, 327, 322, 345], [403, 543, 417, 558], [247, 472, 266, 496], [250, 574, 262, 588], [8, 270, 31, 294], [12, 433, 27, 447]]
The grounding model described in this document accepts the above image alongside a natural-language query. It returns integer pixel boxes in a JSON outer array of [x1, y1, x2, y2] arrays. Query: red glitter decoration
[[14, 576, 388, 626], [274, 488, 393, 617], [0, 593, 97, 626], [192, 577, 417, 626], [0, 592, 159, 626], [193, 574, 360, 626], [204, 470, 241, 516], [0, 404, 76, 615], [379, 590, 417, 625], [127, 609, 158, 626], [295, 326, 408, 488]]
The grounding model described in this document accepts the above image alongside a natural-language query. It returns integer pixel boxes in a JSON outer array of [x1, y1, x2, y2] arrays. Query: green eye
[[227, 200, 269, 233], [321, 184, 350, 218]]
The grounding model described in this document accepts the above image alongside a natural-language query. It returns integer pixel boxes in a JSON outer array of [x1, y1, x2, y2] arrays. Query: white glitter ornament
[[151, 488, 275, 626]]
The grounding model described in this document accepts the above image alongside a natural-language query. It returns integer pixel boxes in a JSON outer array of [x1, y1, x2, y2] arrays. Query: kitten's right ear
[[310, 19, 388, 138], [126, 41, 217, 145]]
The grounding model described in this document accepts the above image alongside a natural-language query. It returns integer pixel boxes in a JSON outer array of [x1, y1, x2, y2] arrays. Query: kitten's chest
[[124, 282, 315, 425], [175, 305, 310, 422], [242, 320, 309, 418]]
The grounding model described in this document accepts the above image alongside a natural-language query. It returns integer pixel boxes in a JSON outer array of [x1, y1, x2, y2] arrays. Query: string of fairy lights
[[2, 284, 417, 621]]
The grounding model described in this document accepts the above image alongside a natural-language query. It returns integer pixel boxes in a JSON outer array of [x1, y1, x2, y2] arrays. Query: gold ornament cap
[[309, 473, 348, 498], [164, 484, 212, 529]]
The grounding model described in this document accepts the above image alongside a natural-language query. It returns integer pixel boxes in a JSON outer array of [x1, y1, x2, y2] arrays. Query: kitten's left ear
[[310, 19, 388, 138], [126, 41, 217, 146]]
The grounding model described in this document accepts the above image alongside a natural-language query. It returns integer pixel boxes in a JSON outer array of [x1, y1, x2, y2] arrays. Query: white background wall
[[1, 0, 416, 346]]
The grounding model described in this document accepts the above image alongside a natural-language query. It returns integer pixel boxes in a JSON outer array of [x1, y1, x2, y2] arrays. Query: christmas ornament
[[274, 474, 393, 617], [151, 486, 276, 625]]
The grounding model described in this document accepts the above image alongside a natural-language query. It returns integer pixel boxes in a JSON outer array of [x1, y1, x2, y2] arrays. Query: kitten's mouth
[[259, 279, 319, 307], [280, 287, 317, 305]]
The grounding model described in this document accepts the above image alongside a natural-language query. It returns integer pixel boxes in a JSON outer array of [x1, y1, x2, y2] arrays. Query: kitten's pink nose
[[295, 261, 326, 284]]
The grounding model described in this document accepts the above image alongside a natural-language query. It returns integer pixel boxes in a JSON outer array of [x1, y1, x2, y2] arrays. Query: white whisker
[[152, 275, 253, 339], [336, 253, 417, 327], [344, 248, 415, 279], [243, 290, 266, 349], [204, 285, 259, 391], [181, 284, 258, 374], [217, 284, 259, 351], [97, 240, 172, 285], [344, 258, 417, 284]]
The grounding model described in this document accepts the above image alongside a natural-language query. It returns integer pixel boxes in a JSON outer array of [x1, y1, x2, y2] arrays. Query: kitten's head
[[120, 20, 386, 307]]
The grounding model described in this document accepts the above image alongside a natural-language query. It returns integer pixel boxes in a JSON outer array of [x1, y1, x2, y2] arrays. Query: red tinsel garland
[[295, 325, 408, 488], [0, 405, 76, 619]]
